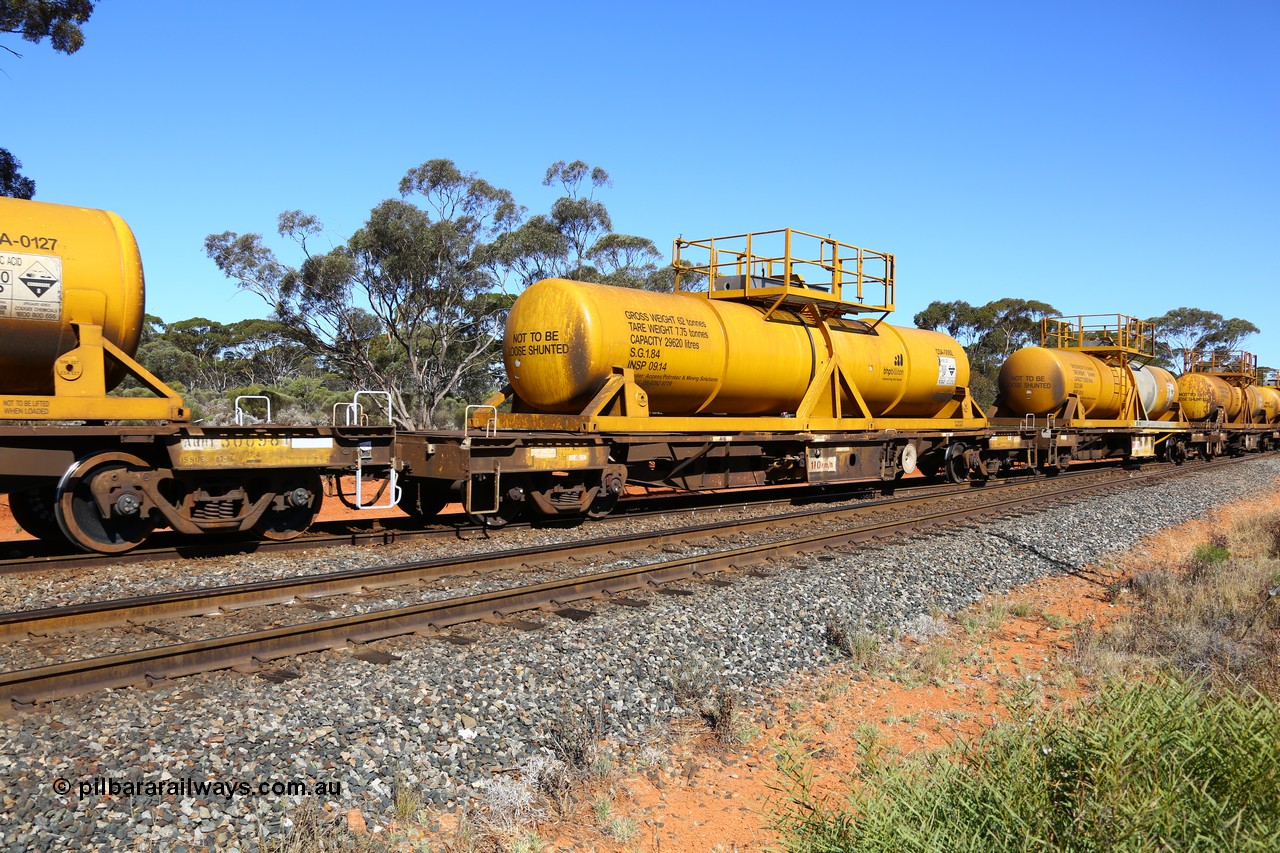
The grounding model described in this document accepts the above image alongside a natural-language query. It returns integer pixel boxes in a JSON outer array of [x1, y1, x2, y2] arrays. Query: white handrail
[[234, 395, 272, 425]]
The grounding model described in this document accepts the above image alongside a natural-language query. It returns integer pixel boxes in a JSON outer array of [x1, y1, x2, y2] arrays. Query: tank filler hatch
[[1040, 315, 1157, 364], [1183, 350, 1258, 386], [671, 229, 894, 323]]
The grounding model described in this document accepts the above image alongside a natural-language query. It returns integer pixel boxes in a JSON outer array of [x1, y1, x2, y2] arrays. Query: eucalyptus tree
[[493, 160, 665, 290], [914, 297, 1059, 374], [978, 298, 1059, 363], [206, 160, 521, 429], [1145, 307, 1260, 369], [913, 300, 988, 349], [1, 0, 96, 198], [914, 296, 1059, 409], [223, 319, 315, 388], [207, 158, 667, 426]]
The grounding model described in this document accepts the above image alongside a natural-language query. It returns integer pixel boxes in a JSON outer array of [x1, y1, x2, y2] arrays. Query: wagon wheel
[[400, 480, 453, 520], [55, 453, 158, 554], [254, 474, 323, 540], [461, 476, 525, 529], [7, 485, 65, 543], [944, 443, 969, 483], [586, 492, 620, 520], [586, 471, 625, 519]]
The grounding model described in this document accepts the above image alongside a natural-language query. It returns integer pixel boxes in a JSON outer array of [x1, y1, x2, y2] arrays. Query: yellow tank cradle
[[3, 321, 189, 422]]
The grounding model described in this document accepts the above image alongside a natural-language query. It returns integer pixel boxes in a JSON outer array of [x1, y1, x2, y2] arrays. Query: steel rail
[[0, 477, 1017, 639], [0, 458, 1246, 709]]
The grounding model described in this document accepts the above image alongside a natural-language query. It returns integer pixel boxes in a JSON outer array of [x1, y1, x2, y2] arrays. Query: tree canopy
[[915, 297, 1061, 380], [1, 0, 96, 198], [491, 161, 665, 291], [914, 297, 1061, 409], [0, 0, 93, 56], [206, 159, 667, 429], [1145, 307, 1260, 369], [0, 147, 34, 199]]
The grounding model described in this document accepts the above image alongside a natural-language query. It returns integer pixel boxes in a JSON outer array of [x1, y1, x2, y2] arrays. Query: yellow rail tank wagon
[[1178, 351, 1280, 454], [396, 229, 989, 526], [985, 314, 1195, 467], [0, 198, 396, 554]]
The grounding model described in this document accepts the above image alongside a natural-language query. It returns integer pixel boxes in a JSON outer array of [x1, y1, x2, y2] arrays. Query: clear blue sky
[[7, 1, 1278, 367]]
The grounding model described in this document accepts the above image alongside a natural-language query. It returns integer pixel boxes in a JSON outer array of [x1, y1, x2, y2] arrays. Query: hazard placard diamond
[[19, 262, 58, 298]]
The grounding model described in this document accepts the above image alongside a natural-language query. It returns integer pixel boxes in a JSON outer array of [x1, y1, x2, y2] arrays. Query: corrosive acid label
[[936, 356, 957, 387], [0, 251, 62, 322]]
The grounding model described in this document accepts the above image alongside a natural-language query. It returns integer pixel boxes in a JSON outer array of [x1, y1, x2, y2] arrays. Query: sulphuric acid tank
[[1258, 386, 1280, 424], [0, 197, 145, 395], [504, 278, 969, 417], [1177, 373, 1243, 421], [1242, 386, 1266, 423], [997, 346, 1178, 419]]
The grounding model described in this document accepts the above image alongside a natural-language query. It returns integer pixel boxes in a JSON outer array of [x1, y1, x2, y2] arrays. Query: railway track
[[0, 476, 1036, 640], [0, 457, 1249, 710], [0, 477, 958, 574]]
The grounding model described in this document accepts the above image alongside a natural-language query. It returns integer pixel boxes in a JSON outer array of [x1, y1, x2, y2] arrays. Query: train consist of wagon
[[2, 199, 1276, 552], [398, 231, 1278, 527]]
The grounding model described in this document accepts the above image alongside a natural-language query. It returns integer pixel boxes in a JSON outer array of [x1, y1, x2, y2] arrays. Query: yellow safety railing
[[672, 228, 894, 315], [1041, 314, 1156, 359], [1183, 349, 1257, 378]]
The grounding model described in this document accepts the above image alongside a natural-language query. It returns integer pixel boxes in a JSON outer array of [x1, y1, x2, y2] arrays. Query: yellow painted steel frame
[[1, 322, 188, 422], [1041, 314, 1156, 361], [672, 228, 895, 321], [1184, 350, 1257, 383]]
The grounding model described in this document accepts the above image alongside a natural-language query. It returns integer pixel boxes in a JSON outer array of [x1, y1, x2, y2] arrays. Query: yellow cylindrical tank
[[998, 347, 1178, 420], [1133, 364, 1179, 419], [997, 347, 1124, 418], [0, 196, 145, 395], [1177, 373, 1242, 421], [504, 278, 969, 417], [1258, 386, 1280, 424], [1243, 386, 1266, 423]]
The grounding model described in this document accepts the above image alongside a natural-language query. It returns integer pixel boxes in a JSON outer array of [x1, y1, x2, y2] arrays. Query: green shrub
[[772, 675, 1280, 852]]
